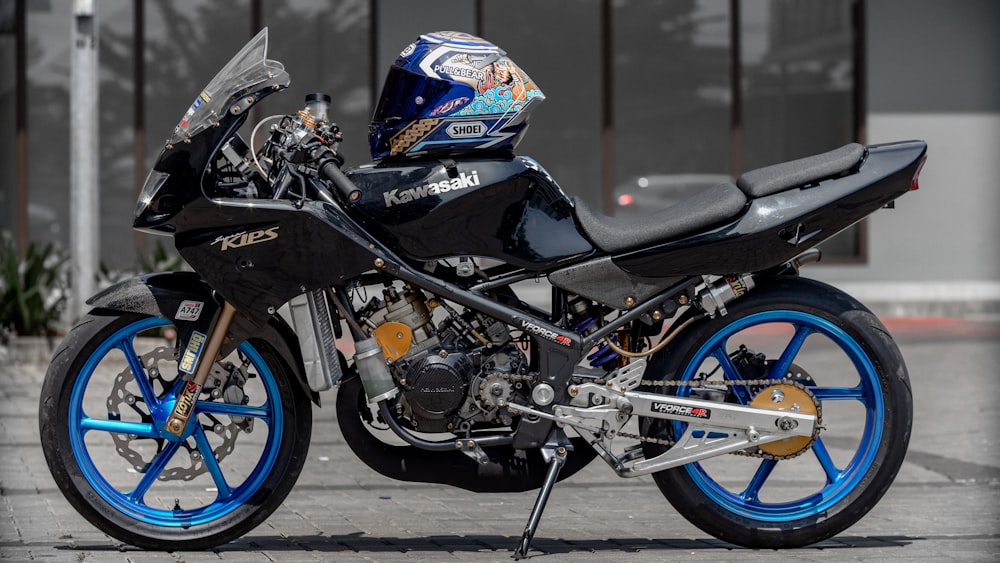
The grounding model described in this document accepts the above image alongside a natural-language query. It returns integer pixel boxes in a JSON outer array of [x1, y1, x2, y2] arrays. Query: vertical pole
[[14, 0, 27, 258], [852, 0, 868, 260], [852, 0, 867, 145], [600, 0, 614, 215], [369, 0, 379, 110], [729, 0, 743, 179], [474, 0, 484, 37], [133, 0, 146, 255], [251, 0, 263, 126], [70, 0, 100, 319]]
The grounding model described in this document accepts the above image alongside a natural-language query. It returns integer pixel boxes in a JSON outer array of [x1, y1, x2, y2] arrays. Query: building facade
[[2, 0, 997, 313]]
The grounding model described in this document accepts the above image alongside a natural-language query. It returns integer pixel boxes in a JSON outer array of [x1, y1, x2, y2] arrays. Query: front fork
[[164, 302, 239, 436]]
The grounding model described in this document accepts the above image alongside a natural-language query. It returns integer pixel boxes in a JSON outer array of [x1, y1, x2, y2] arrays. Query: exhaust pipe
[[335, 375, 595, 493]]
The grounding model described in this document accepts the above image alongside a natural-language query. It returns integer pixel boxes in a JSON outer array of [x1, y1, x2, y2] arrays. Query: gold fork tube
[[165, 302, 238, 436]]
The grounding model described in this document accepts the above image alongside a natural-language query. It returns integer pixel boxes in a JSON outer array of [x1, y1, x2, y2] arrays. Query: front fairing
[[134, 28, 289, 234]]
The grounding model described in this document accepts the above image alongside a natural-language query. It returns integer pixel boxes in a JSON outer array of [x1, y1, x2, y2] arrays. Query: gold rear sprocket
[[748, 382, 821, 458]]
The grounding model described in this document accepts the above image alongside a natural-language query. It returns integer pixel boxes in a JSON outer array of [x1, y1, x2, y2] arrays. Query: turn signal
[[910, 155, 927, 191]]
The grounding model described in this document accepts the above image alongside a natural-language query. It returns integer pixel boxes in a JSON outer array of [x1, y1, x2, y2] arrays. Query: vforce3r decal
[[651, 402, 711, 419], [515, 318, 572, 347]]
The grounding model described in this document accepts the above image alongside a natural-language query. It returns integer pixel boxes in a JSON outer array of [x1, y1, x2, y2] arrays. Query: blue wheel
[[40, 311, 312, 549], [640, 278, 912, 548]]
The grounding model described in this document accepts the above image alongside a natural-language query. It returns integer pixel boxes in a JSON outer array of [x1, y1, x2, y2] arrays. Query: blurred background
[[1, 0, 998, 321]]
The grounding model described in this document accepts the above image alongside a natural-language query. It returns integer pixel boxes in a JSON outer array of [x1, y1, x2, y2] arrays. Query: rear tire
[[640, 277, 912, 548], [39, 310, 312, 549]]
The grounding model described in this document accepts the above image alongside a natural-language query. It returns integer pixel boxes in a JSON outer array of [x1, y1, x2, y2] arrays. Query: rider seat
[[573, 143, 866, 254], [572, 182, 747, 253], [736, 143, 865, 198]]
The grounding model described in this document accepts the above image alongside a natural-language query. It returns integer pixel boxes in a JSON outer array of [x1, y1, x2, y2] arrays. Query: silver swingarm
[[506, 359, 818, 477]]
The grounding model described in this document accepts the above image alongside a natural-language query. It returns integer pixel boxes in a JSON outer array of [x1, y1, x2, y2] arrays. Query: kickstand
[[512, 439, 568, 559]]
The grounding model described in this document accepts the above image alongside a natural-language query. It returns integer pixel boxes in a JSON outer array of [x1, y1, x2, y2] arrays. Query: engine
[[357, 285, 529, 434]]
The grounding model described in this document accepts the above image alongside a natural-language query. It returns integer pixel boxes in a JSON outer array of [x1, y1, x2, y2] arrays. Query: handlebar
[[317, 154, 358, 200]]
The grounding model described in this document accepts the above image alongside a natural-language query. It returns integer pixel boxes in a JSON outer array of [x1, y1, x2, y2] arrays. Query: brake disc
[[106, 346, 244, 481]]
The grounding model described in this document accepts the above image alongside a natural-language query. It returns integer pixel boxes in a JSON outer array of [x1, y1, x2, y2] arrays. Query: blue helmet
[[369, 31, 545, 161]]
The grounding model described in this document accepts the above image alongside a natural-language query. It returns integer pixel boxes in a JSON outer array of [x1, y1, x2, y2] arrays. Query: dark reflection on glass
[[25, 1, 71, 249], [98, 0, 136, 270], [10, 0, 868, 270], [377, 0, 475, 87], [741, 0, 859, 260], [264, 0, 371, 166], [612, 0, 732, 219], [144, 0, 252, 178], [482, 0, 602, 208], [0, 17, 15, 232]]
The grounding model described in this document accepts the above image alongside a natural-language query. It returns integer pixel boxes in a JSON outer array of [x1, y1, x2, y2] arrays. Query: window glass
[[0, 12, 15, 233], [613, 0, 732, 218], [144, 1, 252, 174], [26, 1, 71, 249], [98, 0, 135, 271], [482, 0, 603, 208], [264, 0, 372, 166], [741, 0, 860, 260], [377, 0, 476, 80]]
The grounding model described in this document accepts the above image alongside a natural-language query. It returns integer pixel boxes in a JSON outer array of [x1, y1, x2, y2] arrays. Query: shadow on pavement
[[53, 532, 920, 556]]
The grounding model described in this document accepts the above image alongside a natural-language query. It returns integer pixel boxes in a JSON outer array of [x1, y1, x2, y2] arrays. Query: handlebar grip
[[318, 157, 357, 199]]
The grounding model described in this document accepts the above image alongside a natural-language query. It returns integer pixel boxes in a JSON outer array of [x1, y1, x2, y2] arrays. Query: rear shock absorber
[[575, 316, 620, 369]]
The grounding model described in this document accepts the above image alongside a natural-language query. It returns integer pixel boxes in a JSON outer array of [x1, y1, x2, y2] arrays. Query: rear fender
[[87, 272, 319, 404]]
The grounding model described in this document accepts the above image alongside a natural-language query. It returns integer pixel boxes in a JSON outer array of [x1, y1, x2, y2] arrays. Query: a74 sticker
[[175, 300, 204, 321]]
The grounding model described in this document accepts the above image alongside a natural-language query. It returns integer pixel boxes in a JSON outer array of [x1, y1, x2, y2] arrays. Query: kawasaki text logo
[[383, 171, 480, 207], [651, 402, 711, 419]]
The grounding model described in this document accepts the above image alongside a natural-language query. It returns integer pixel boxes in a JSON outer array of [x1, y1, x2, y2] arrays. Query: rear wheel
[[640, 277, 912, 548], [39, 310, 312, 549]]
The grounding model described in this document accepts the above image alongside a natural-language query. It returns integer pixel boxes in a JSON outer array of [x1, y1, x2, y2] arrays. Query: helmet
[[369, 31, 545, 161]]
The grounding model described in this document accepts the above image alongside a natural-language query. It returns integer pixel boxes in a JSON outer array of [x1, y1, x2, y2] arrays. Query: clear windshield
[[169, 28, 290, 144]]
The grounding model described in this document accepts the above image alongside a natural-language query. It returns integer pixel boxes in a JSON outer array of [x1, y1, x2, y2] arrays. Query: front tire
[[640, 277, 912, 548], [39, 310, 312, 549]]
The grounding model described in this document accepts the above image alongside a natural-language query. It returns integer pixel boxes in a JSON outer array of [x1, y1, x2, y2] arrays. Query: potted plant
[[0, 234, 67, 362]]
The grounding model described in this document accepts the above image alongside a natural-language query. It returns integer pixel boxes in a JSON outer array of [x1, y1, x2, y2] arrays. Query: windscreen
[[168, 28, 290, 144]]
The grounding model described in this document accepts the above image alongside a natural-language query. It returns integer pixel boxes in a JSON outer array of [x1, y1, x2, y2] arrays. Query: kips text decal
[[212, 226, 280, 252]]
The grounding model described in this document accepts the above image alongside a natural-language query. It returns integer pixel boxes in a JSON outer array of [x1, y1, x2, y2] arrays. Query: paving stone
[[1, 319, 998, 561]]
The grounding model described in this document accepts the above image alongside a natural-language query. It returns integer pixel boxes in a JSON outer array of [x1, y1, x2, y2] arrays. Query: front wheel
[[39, 310, 312, 549], [640, 277, 912, 548]]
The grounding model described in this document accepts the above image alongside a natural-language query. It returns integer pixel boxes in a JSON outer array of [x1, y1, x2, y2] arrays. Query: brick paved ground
[[1, 317, 998, 562]]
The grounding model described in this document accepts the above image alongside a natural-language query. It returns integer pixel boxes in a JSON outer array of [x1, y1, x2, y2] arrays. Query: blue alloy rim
[[674, 310, 884, 523], [67, 317, 283, 527]]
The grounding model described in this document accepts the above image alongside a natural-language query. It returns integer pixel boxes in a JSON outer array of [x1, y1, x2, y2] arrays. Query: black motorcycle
[[40, 29, 924, 557]]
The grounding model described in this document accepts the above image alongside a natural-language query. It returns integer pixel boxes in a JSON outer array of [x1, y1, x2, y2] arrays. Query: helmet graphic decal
[[369, 31, 545, 161]]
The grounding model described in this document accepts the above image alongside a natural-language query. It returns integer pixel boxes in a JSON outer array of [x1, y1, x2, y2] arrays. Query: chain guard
[[106, 346, 246, 481]]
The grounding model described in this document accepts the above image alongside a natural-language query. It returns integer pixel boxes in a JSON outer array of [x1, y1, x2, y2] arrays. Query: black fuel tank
[[344, 157, 594, 271]]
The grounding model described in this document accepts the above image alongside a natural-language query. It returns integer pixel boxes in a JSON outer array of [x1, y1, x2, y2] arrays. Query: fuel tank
[[344, 157, 595, 270]]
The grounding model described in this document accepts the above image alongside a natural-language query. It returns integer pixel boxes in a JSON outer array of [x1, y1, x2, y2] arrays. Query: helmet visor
[[372, 65, 474, 125]]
